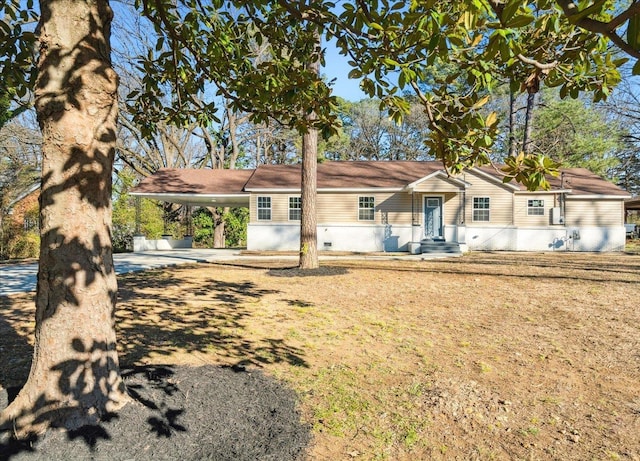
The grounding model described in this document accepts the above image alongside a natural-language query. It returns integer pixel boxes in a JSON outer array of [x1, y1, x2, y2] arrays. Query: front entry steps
[[420, 239, 462, 254]]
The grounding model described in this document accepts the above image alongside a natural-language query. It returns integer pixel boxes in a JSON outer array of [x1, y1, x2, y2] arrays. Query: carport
[[626, 197, 640, 214], [129, 168, 254, 250], [625, 197, 640, 238]]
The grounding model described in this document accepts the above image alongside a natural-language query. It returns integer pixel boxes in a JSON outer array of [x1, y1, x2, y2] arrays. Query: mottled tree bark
[[298, 32, 320, 270], [0, 0, 129, 436], [212, 207, 227, 248]]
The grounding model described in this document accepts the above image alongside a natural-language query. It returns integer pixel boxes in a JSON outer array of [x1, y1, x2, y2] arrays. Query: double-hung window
[[472, 197, 490, 222], [359, 196, 375, 221], [289, 196, 301, 221], [527, 199, 545, 216], [257, 196, 271, 221]]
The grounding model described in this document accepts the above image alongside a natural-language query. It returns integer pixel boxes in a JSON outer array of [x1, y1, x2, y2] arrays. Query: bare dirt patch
[[2, 251, 640, 460]]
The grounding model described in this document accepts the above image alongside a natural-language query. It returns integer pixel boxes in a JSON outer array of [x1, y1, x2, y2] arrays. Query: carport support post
[[135, 195, 141, 235]]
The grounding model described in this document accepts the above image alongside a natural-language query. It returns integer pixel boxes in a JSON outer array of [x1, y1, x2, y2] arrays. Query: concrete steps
[[420, 240, 462, 254]]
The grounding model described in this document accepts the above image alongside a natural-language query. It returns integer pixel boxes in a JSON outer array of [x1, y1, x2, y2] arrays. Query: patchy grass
[[1, 251, 640, 460], [626, 237, 640, 254]]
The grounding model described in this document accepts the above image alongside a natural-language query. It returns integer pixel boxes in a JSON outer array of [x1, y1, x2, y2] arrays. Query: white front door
[[424, 196, 443, 239]]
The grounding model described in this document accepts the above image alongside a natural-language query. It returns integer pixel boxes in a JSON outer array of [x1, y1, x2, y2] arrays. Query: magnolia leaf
[[501, 0, 521, 24], [471, 95, 490, 110], [506, 14, 535, 28]]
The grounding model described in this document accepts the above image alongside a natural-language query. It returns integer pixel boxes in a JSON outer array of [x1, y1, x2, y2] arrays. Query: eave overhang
[[403, 171, 469, 191], [129, 192, 250, 207]]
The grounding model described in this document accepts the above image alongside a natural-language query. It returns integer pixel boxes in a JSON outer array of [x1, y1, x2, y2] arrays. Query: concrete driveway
[[0, 248, 454, 296], [0, 249, 259, 296]]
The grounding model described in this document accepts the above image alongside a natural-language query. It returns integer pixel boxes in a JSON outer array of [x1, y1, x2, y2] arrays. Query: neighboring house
[[130, 161, 631, 253], [2, 182, 40, 231]]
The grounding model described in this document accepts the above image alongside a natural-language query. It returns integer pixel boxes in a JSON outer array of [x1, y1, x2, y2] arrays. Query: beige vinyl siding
[[464, 172, 514, 225], [513, 194, 556, 226], [317, 192, 413, 224], [317, 193, 359, 223], [376, 192, 414, 225], [250, 194, 290, 223], [442, 193, 462, 225], [251, 192, 407, 224], [413, 177, 462, 193], [565, 198, 624, 226], [251, 191, 464, 226]]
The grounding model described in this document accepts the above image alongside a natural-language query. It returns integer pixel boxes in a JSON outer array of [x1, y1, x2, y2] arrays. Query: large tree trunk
[[211, 207, 227, 249], [299, 125, 318, 269], [0, 0, 129, 437], [298, 31, 320, 270]]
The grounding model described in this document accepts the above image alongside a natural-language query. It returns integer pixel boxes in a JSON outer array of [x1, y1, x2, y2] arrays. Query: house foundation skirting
[[247, 223, 416, 252], [465, 226, 626, 252], [247, 223, 626, 253]]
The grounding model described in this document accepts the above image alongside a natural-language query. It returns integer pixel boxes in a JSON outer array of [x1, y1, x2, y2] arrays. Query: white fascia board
[[129, 192, 248, 199], [129, 192, 250, 206], [566, 194, 631, 199], [245, 188, 404, 193], [468, 168, 521, 191], [321, 187, 403, 193], [244, 188, 300, 193], [514, 189, 573, 195], [405, 171, 468, 190]]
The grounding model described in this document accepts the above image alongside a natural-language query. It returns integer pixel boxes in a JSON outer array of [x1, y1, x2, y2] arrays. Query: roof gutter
[[566, 194, 632, 199], [513, 189, 573, 194], [244, 187, 404, 193]]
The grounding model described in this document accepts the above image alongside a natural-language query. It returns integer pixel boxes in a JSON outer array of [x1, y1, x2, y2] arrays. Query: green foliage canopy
[[3, 0, 640, 190]]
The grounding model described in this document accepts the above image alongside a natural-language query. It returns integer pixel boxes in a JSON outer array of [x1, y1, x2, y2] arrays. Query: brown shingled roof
[[245, 161, 444, 190], [131, 168, 255, 195], [130, 162, 629, 197], [551, 168, 630, 196], [474, 165, 629, 196]]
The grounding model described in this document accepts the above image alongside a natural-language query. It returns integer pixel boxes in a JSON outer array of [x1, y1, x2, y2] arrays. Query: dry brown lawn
[[2, 251, 640, 460]]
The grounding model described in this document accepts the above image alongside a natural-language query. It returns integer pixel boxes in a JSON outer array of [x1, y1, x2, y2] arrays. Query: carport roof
[[626, 197, 640, 211], [130, 168, 254, 207]]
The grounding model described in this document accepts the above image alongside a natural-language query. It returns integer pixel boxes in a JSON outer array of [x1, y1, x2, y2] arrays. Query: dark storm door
[[424, 196, 443, 239]]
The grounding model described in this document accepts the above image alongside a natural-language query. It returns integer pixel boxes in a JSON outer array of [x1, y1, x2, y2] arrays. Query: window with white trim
[[359, 196, 375, 221], [527, 199, 545, 216], [289, 196, 301, 221], [257, 196, 271, 220], [472, 197, 490, 222]]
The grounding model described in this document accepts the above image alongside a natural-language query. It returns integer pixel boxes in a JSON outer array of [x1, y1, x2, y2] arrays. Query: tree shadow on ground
[[1, 268, 312, 458], [116, 271, 309, 369], [0, 296, 33, 391]]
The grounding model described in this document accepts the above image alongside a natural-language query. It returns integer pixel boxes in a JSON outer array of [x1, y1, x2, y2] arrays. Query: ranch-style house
[[130, 161, 631, 253]]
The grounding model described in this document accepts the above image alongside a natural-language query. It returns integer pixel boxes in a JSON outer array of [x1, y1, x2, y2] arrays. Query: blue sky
[[322, 41, 368, 101]]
